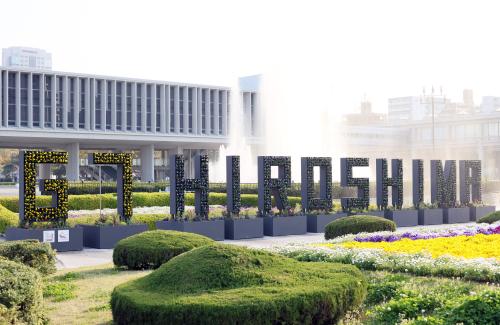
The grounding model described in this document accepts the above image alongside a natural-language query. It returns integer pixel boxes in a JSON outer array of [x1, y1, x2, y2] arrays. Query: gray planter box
[[418, 209, 443, 225], [155, 219, 225, 241], [5, 227, 83, 252], [263, 215, 307, 236], [385, 210, 419, 227], [306, 213, 348, 233], [470, 206, 495, 222], [443, 207, 470, 224], [365, 210, 386, 217], [81, 224, 148, 249], [224, 218, 264, 240]]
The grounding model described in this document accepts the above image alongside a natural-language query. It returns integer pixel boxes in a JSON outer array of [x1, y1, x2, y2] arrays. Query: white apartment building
[[2, 47, 52, 70]]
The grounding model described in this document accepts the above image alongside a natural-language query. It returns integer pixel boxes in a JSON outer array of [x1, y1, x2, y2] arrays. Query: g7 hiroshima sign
[[18, 150, 482, 224]]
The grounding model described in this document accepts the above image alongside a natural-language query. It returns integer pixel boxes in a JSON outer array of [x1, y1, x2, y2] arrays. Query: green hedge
[[477, 211, 500, 224], [67, 181, 357, 197], [324, 215, 396, 240], [0, 258, 45, 324], [0, 203, 18, 233], [0, 240, 56, 275], [0, 192, 302, 213], [113, 230, 214, 270], [111, 244, 367, 324]]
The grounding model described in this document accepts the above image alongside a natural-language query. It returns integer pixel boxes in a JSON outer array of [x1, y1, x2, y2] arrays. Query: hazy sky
[[2, 0, 500, 114]]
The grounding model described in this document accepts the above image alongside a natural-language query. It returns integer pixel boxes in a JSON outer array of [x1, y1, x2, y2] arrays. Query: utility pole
[[421, 86, 444, 154]]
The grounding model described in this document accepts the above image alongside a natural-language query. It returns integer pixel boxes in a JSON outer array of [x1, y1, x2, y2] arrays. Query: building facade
[[341, 93, 500, 180], [2, 47, 52, 71], [0, 66, 245, 181]]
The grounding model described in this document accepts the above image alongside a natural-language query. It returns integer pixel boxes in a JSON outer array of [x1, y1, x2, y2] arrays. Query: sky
[[2, 0, 500, 114]]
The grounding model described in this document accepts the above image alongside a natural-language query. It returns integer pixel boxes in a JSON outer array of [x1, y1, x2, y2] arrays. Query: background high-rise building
[[2, 47, 52, 70]]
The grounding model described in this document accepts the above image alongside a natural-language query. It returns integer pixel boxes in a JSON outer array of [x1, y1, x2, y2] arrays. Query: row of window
[[0, 71, 228, 135]]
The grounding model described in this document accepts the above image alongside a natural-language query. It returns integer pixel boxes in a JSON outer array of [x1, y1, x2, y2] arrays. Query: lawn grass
[[44, 264, 151, 325], [44, 263, 499, 325]]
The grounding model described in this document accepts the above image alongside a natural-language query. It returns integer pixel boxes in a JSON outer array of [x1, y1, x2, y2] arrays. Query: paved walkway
[[55, 223, 477, 269]]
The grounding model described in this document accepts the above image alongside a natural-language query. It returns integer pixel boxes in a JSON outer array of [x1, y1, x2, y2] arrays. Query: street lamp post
[[421, 86, 444, 155]]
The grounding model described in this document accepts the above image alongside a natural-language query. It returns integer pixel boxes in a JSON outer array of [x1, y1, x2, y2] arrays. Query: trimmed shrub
[[0, 203, 18, 233], [477, 211, 500, 224], [442, 290, 500, 325], [130, 214, 166, 230], [0, 193, 302, 213], [113, 230, 214, 270], [111, 244, 367, 324], [0, 240, 57, 275], [0, 258, 45, 324], [324, 215, 396, 240]]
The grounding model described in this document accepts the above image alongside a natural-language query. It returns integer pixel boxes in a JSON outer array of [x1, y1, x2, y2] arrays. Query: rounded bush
[[477, 211, 500, 224], [113, 230, 214, 270], [0, 257, 45, 324], [0, 239, 57, 275], [111, 244, 367, 325], [324, 215, 396, 240], [0, 203, 18, 233]]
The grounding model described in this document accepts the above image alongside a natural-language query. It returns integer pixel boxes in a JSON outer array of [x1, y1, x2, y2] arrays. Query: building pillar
[[66, 143, 80, 181], [140, 144, 154, 182]]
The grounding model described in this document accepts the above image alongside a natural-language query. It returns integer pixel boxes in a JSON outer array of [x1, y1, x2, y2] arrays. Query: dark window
[[20, 73, 28, 127], [44, 75, 52, 128], [179, 87, 184, 133], [56, 77, 63, 128], [8, 72, 16, 126], [79, 79, 86, 128], [95, 80, 102, 129], [219, 90, 223, 134], [156, 85, 161, 132], [170, 86, 175, 132], [32, 75, 40, 127], [251, 93, 256, 136], [106, 81, 111, 130], [116, 82, 122, 130], [68, 78, 74, 128], [201, 89, 206, 134], [136, 84, 142, 131], [210, 90, 215, 134], [126, 83, 132, 130], [146, 84, 152, 131], [188, 88, 193, 133]]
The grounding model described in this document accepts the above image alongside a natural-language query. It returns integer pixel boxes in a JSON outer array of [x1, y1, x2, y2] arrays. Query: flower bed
[[277, 244, 500, 282], [337, 234, 500, 259], [352, 223, 500, 242]]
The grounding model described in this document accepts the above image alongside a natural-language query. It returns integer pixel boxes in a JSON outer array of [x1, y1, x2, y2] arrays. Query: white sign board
[[43, 230, 55, 243], [57, 230, 70, 243]]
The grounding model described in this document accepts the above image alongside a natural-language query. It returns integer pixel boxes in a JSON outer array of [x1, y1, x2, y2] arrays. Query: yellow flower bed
[[328, 234, 500, 260]]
